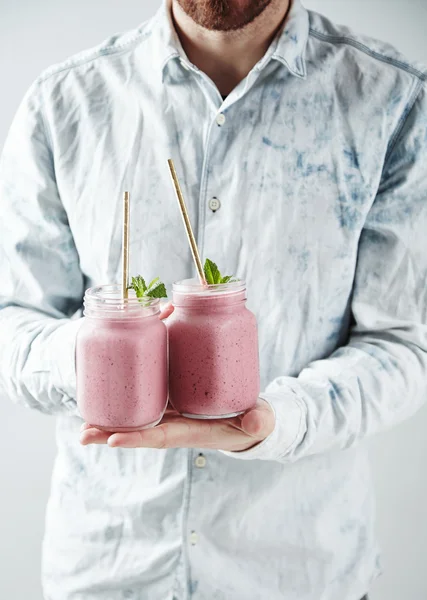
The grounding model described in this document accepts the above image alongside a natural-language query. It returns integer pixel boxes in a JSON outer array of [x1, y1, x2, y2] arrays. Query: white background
[[0, 1, 426, 598]]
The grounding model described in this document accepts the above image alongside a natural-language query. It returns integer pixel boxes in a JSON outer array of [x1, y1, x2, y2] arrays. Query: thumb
[[240, 400, 275, 440]]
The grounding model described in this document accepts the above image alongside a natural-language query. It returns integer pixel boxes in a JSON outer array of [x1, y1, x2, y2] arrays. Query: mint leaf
[[147, 277, 160, 291], [146, 283, 167, 299], [204, 259, 236, 285], [130, 276, 147, 298], [204, 258, 221, 284], [129, 275, 167, 300]]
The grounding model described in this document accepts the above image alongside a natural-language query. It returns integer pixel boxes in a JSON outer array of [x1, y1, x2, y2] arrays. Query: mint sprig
[[204, 259, 236, 285], [129, 275, 167, 300]]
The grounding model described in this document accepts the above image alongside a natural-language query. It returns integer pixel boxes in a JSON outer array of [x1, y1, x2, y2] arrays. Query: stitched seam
[[196, 117, 217, 259], [309, 28, 427, 81], [281, 389, 308, 459], [383, 79, 425, 169], [272, 55, 306, 79], [36, 28, 153, 85], [181, 450, 194, 600], [259, 392, 307, 460], [161, 51, 179, 71], [38, 80, 55, 156]]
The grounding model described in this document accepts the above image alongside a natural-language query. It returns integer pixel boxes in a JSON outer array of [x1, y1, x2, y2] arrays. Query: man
[[0, 0, 426, 598]]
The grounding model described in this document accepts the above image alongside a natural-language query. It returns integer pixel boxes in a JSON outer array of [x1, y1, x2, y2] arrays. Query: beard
[[176, 0, 274, 32]]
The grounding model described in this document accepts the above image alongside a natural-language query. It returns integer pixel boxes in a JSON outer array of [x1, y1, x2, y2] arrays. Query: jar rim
[[172, 278, 245, 296], [85, 284, 161, 306], [84, 284, 161, 318]]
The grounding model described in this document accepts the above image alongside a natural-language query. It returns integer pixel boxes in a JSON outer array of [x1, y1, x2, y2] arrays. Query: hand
[[80, 399, 275, 451]]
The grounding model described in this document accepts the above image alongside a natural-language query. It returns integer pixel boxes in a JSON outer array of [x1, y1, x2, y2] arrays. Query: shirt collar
[[149, 0, 190, 73], [149, 0, 309, 80], [262, 0, 309, 79]]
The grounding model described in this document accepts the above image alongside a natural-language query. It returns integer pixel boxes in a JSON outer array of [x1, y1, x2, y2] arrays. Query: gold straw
[[122, 191, 130, 300], [167, 159, 207, 285]]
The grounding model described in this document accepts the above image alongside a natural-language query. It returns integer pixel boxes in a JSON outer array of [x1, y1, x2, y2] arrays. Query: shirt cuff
[[220, 389, 307, 462], [47, 317, 84, 401]]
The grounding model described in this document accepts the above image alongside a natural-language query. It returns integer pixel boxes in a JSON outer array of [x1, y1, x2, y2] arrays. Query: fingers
[[80, 419, 199, 449], [108, 417, 240, 449], [80, 427, 111, 445], [159, 302, 174, 320], [79, 400, 275, 450], [108, 426, 167, 449], [240, 400, 275, 440], [108, 419, 210, 449]]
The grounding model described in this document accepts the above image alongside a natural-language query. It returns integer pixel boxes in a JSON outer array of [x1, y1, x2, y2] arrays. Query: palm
[[80, 399, 274, 451]]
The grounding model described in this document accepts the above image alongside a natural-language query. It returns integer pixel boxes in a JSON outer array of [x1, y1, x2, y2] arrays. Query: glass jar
[[166, 279, 260, 418], [76, 285, 168, 431]]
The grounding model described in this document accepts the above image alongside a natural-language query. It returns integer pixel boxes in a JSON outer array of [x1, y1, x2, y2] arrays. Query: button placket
[[195, 454, 207, 468], [216, 113, 226, 126], [208, 197, 221, 213], [189, 531, 199, 546]]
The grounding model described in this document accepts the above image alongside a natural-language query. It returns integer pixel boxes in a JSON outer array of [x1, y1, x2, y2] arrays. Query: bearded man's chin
[[176, 0, 274, 32]]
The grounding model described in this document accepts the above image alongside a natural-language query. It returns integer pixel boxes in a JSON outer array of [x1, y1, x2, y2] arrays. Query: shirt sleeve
[[0, 79, 85, 416], [223, 79, 427, 463]]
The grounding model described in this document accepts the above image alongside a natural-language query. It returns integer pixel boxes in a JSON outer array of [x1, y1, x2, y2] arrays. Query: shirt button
[[190, 531, 199, 545], [195, 454, 207, 468], [216, 113, 226, 126], [208, 197, 221, 212]]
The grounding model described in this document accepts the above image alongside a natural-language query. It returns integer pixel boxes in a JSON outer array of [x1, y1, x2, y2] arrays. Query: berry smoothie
[[167, 280, 260, 418], [76, 285, 168, 431]]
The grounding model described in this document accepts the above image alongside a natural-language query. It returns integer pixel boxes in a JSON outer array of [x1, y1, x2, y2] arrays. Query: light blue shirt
[[1, 1, 427, 599]]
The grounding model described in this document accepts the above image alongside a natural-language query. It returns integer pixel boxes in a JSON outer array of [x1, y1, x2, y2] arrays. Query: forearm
[[0, 305, 83, 416], [225, 82, 427, 464], [221, 326, 427, 463], [0, 79, 86, 416]]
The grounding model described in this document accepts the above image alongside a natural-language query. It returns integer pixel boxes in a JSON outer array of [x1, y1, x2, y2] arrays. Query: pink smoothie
[[167, 280, 260, 418], [76, 287, 168, 431]]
